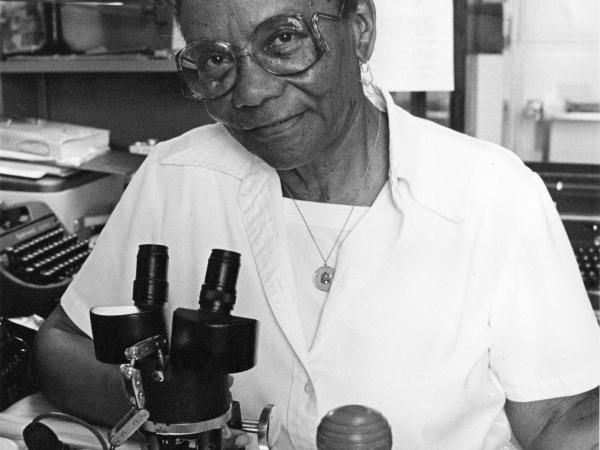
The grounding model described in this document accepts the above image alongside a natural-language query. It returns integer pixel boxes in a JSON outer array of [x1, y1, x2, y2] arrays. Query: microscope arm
[[108, 335, 166, 448]]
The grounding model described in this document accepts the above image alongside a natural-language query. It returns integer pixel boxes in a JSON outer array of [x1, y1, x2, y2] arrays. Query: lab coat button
[[304, 382, 312, 394]]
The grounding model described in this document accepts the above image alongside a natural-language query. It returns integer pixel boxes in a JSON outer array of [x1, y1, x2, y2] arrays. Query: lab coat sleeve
[[60, 150, 167, 337], [489, 172, 600, 401]]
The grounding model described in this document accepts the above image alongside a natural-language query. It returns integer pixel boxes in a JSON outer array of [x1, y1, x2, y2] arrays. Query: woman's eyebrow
[[192, 9, 309, 44]]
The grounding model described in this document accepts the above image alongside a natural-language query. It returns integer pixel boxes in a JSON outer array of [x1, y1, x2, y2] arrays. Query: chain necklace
[[282, 111, 383, 292]]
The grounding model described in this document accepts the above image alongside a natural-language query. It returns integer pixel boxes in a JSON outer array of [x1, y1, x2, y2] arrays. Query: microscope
[[21, 243, 392, 449], [90, 245, 280, 450]]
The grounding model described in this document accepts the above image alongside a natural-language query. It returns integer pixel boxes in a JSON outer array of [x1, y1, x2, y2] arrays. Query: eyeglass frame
[[175, 0, 348, 100]]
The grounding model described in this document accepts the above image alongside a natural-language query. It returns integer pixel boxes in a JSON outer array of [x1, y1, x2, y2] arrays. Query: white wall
[[503, 0, 600, 161], [465, 54, 504, 145]]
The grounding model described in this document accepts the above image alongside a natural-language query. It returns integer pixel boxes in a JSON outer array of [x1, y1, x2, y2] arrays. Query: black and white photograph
[[0, 0, 598, 448]]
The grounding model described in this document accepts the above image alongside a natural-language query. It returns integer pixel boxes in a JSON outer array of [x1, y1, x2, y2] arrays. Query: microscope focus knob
[[241, 404, 281, 450], [316, 404, 392, 450]]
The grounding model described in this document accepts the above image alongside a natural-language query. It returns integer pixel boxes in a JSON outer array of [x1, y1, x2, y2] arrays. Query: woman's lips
[[244, 111, 307, 137]]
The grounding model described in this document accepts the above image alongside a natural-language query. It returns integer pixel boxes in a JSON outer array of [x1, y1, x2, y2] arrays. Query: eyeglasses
[[175, 4, 345, 100]]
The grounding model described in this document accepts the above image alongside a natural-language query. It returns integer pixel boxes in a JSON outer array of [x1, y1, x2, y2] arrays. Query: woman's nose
[[231, 56, 285, 108]]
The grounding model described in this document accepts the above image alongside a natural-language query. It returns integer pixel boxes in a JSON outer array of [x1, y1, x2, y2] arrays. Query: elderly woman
[[34, 0, 599, 449]]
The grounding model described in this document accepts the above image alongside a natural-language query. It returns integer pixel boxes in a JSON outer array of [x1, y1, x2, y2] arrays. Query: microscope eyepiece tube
[[90, 244, 169, 364], [133, 244, 169, 308], [199, 249, 241, 313], [171, 249, 257, 372]]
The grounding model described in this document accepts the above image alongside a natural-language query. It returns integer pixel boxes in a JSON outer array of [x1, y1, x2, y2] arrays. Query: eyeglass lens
[[178, 15, 321, 99]]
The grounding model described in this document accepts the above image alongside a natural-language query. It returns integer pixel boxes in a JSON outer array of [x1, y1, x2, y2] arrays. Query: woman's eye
[[208, 54, 228, 65], [269, 30, 302, 49], [274, 32, 294, 45]]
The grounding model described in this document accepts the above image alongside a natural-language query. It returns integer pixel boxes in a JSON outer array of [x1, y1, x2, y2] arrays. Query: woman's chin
[[233, 132, 324, 170]]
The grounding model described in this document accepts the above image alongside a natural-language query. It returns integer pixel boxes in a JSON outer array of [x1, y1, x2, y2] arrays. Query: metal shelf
[[0, 55, 177, 73]]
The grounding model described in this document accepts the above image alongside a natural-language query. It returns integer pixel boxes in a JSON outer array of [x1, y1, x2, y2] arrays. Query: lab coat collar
[[368, 85, 466, 224], [160, 122, 273, 181], [161, 87, 467, 224]]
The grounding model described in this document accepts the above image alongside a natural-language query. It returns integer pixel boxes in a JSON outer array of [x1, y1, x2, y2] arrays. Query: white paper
[[370, 0, 454, 92]]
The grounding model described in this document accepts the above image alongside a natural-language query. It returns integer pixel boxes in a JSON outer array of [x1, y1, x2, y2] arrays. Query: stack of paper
[[0, 160, 78, 179], [0, 118, 110, 167]]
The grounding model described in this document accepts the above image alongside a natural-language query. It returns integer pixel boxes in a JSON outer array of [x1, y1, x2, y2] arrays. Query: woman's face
[[177, 0, 365, 170]]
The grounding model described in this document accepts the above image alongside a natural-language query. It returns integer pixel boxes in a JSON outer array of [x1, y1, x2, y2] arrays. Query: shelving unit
[[0, 55, 177, 74], [0, 54, 212, 152]]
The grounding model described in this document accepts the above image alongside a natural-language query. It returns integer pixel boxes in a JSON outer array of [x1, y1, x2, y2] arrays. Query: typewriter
[[0, 201, 96, 408], [527, 162, 600, 318], [0, 316, 30, 409], [564, 218, 600, 312], [0, 201, 93, 319]]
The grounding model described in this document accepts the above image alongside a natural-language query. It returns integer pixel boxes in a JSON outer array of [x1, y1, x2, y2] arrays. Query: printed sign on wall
[[370, 0, 454, 92]]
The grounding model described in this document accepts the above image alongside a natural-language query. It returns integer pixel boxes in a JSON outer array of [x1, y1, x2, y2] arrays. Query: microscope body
[[90, 246, 271, 450], [142, 307, 258, 427]]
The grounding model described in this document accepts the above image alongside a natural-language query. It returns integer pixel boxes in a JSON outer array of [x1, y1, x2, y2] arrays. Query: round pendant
[[314, 265, 335, 292]]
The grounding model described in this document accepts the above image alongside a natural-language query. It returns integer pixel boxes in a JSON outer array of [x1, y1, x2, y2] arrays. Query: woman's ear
[[351, 0, 376, 62]]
